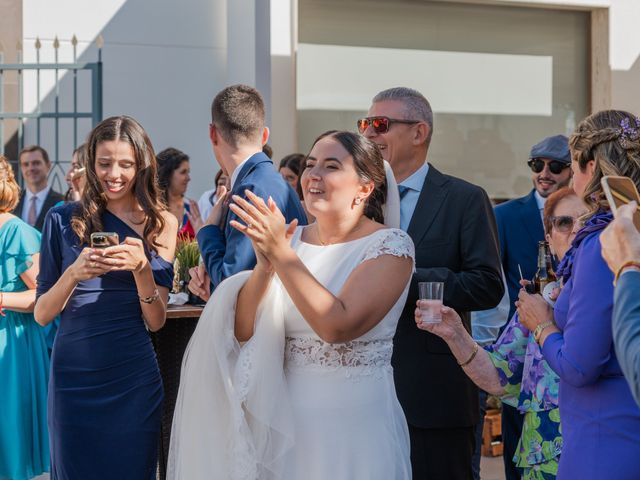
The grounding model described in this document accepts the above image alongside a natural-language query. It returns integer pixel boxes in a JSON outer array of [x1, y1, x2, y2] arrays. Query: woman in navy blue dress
[[34, 116, 178, 479]]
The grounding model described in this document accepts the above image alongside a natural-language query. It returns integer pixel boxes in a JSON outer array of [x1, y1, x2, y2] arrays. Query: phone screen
[[601, 176, 640, 230]]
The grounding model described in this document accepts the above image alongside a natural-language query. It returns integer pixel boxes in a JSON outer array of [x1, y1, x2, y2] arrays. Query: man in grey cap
[[492, 133, 572, 480]]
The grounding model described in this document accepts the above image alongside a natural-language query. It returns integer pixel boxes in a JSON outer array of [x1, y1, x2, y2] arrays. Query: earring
[[354, 197, 362, 205]]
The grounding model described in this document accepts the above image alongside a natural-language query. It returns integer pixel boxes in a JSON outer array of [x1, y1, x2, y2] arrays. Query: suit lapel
[[37, 190, 57, 228], [519, 190, 545, 243], [407, 165, 449, 245]]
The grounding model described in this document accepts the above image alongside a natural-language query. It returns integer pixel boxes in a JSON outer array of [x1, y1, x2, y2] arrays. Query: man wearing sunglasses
[[491, 133, 571, 480], [361, 87, 504, 480]]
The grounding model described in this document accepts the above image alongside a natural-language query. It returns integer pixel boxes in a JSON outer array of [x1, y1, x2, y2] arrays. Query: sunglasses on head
[[356, 116, 420, 135], [528, 158, 570, 175], [549, 215, 579, 233]]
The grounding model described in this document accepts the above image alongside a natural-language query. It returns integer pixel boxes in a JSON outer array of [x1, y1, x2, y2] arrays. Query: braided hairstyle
[[570, 110, 640, 213], [0, 155, 20, 213]]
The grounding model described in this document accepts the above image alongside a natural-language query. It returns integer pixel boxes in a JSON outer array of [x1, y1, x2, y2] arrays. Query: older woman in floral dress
[[416, 187, 587, 480]]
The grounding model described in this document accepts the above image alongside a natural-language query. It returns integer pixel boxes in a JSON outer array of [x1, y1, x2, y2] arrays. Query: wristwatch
[[533, 321, 555, 344]]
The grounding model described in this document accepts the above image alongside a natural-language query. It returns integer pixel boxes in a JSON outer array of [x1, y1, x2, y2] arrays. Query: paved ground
[[481, 454, 507, 480], [33, 456, 506, 479]]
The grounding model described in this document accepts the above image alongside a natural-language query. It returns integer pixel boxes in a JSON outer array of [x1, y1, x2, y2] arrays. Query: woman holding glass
[[416, 187, 587, 480]]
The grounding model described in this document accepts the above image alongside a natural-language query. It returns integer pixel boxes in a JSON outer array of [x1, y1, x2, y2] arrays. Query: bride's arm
[[230, 191, 413, 343], [271, 247, 412, 343], [234, 253, 274, 341]]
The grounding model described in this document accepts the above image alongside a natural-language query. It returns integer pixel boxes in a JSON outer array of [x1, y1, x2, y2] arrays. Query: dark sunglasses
[[549, 215, 579, 233], [356, 116, 420, 134], [528, 158, 570, 175]]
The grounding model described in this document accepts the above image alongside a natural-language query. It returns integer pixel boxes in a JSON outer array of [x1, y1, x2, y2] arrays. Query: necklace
[[316, 218, 366, 246]]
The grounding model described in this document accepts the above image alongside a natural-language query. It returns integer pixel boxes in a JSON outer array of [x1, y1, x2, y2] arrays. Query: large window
[[297, 0, 589, 199]]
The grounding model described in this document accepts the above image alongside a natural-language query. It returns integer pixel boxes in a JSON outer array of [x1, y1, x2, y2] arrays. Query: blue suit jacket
[[196, 152, 307, 290], [613, 270, 640, 407], [494, 189, 544, 318]]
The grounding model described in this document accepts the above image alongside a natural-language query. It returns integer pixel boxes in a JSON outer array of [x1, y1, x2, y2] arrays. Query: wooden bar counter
[[151, 303, 204, 480]]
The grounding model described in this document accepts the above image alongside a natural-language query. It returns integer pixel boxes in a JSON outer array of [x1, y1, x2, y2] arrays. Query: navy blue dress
[[37, 203, 173, 479]]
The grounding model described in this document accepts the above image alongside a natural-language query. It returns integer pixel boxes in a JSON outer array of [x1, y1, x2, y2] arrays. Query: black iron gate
[[0, 35, 103, 189]]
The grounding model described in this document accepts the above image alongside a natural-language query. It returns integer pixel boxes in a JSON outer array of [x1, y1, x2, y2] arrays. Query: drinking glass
[[418, 282, 444, 324]]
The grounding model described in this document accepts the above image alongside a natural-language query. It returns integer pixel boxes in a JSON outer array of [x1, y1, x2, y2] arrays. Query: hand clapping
[[229, 190, 298, 260]]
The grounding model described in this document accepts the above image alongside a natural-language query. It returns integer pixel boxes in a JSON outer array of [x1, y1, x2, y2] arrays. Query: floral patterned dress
[[486, 312, 562, 480]]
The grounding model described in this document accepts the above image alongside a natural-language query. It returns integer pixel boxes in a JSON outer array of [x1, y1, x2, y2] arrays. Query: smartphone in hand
[[90, 232, 119, 249], [601, 176, 640, 230]]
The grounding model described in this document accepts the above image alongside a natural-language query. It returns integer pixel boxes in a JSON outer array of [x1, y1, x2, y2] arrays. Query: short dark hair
[[19, 145, 50, 164], [157, 147, 190, 204], [211, 85, 265, 146], [279, 153, 304, 177]]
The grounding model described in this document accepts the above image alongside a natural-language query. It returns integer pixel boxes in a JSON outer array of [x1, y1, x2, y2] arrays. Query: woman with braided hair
[[516, 110, 640, 479], [0, 155, 50, 479]]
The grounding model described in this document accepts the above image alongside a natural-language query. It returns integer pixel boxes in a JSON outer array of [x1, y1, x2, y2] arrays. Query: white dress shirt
[[534, 190, 546, 222], [398, 162, 430, 232], [229, 154, 255, 191], [21, 186, 51, 224]]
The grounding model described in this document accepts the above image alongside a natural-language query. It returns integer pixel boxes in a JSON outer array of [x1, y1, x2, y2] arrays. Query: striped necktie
[[28, 195, 38, 226]]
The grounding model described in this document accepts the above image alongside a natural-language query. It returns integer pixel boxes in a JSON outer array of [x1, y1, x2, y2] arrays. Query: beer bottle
[[533, 241, 556, 294]]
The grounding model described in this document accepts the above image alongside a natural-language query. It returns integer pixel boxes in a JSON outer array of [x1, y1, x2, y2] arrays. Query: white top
[[21, 186, 51, 223]]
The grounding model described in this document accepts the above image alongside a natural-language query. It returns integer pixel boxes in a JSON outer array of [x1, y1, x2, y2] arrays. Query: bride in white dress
[[168, 131, 414, 479]]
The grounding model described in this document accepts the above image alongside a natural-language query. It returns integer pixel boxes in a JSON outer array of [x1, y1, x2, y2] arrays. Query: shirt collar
[[399, 162, 430, 193], [230, 153, 256, 190], [25, 185, 50, 202], [534, 190, 546, 210]]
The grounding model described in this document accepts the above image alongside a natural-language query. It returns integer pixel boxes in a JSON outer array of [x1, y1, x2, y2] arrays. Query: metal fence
[[0, 35, 103, 190]]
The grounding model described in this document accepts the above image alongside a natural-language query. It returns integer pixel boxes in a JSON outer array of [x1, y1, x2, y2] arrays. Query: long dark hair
[[157, 147, 190, 206], [306, 130, 386, 223], [570, 109, 640, 213], [71, 116, 166, 250]]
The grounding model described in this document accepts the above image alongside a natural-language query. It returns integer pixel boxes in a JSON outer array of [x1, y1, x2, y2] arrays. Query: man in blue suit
[[601, 201, 640, 407], [189, 85, 307, 299], [494, 134, 572, 480]]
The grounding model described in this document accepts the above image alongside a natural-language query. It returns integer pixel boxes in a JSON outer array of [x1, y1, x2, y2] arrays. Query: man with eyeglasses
[[490, 134, 571, 480], [360, 87, 504, 480]]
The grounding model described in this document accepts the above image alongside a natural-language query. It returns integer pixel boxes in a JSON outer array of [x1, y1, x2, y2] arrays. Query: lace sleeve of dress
[[361, 229, 415, 265]]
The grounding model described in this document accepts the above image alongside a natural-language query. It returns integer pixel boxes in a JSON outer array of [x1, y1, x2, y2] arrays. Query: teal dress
[[0, 217, 49, 480]]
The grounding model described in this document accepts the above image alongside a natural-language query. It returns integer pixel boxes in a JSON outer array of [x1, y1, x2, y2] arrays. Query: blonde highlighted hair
[[0, 155, 20, 213], [570, 109, 640, 213]]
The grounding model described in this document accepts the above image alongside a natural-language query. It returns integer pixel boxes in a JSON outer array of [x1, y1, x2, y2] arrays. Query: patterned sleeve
[[361, 229, 415, 266], [484, 312, 529, 407]]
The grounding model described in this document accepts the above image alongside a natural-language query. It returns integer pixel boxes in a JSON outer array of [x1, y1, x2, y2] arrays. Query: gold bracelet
[[139, 288, 159, 304], [458, 343, 479, 368], [614, 261, 640, 286]]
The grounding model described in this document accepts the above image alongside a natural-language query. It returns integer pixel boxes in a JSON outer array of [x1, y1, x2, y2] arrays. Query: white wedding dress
[[168, 226, 414, 480]]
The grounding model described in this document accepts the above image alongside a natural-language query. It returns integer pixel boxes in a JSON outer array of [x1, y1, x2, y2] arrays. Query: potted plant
[[174, 234, 203, 304]]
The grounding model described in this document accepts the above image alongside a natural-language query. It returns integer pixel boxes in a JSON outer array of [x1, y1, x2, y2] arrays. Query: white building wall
[[22, 0, 227, 198], [16, 0, 640, 197]]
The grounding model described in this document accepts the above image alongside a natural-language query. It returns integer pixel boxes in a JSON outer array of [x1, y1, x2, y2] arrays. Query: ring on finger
[[247, 222, 253, 229], [91, 261, 97, 268]]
